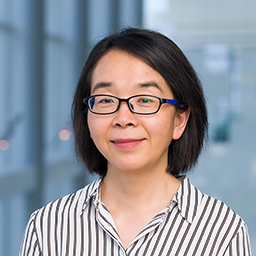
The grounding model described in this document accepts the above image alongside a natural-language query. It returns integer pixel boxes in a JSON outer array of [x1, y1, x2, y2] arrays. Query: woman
[[20, 28, 252, 255]]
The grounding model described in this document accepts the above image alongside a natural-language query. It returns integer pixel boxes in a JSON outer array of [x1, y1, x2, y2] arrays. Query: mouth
[[111, 138, 145, 149]]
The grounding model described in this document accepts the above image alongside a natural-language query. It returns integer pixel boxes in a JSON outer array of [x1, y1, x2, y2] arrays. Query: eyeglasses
[[83, 94, 178, 115]]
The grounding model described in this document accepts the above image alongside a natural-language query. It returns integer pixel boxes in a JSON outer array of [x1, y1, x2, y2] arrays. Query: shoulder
[[29, 178, 100, 227], [20, 179, 101, 255], [187, 178, 246, 236], [179, 177, 244, 230], [191, 185, 251, 255], [177, 177, 252, 254], [198, 193, 245, 233]]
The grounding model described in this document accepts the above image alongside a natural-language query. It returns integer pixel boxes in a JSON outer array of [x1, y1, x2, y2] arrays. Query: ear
[[172, 108, 190, 140]]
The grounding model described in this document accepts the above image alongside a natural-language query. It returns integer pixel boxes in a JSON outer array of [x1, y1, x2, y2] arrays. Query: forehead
[[91, 50, 171, 95], [92, 50, 153, 77]]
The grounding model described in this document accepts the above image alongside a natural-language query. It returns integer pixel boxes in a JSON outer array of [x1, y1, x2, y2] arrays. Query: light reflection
[[58, 129, 71, 141], [0, 140, 9, 151]]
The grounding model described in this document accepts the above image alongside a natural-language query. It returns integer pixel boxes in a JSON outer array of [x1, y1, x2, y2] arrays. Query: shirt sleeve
[[224, 222, 253, 256], [19, 211, 42, 256]]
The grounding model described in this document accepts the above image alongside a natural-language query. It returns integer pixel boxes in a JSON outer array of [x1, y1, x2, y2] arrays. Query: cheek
[[144, 116, 174, 146], [87, 114, 108, 147], [158, 115, 176, 145], [87, 114, 99, 141]]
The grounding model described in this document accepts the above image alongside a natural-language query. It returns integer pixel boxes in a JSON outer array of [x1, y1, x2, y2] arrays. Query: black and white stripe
[[19, 177, 253, 255]]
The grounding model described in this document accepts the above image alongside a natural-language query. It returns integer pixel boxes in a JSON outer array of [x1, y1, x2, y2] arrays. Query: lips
[[111, 138, 145, 149]]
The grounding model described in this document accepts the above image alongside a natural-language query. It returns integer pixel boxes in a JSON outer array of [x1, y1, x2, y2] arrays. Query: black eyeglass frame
[[83, 94, 179, 115]]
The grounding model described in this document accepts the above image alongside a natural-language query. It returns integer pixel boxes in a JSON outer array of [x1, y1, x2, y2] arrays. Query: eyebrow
[[92, 81, 163, 93], [92, 82, 112, 93], [138, 82, 163, 92]]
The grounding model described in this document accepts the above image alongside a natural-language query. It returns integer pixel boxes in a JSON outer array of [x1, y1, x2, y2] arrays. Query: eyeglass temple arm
[[164, 99, 178, 106]]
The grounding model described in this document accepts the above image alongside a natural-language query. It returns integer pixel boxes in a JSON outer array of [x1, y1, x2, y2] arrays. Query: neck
[[100, 164, 181, 210]]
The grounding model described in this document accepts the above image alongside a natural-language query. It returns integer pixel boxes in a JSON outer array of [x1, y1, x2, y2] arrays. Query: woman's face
[[87, 50, 189, 174]]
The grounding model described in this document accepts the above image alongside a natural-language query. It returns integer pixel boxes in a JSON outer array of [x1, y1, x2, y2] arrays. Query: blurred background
[[0, 0, 255, 255]]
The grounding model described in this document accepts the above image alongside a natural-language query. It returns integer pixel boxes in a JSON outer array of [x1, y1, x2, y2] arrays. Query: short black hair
[[72, 27, 208, 177]]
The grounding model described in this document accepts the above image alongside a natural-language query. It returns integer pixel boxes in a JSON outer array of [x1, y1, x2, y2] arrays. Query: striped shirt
[[19, 176, 253, 255]]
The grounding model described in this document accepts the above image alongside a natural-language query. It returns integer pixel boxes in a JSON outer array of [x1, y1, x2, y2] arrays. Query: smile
[[111, 139, 145, 149]]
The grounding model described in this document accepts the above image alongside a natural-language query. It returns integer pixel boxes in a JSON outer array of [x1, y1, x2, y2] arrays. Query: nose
[[112, 101, 138, 127]]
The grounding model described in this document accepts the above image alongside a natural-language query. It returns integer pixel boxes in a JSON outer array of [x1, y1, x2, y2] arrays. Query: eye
[[140, 98, 152, 103], [137, 96, 154, 104], [98, 97, 114, 104]]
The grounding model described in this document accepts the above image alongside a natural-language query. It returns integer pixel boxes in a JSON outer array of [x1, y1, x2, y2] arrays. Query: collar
[[80, 177, 102, 215], [172, 176, 203, 223], [80, 176, 203, 224]]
